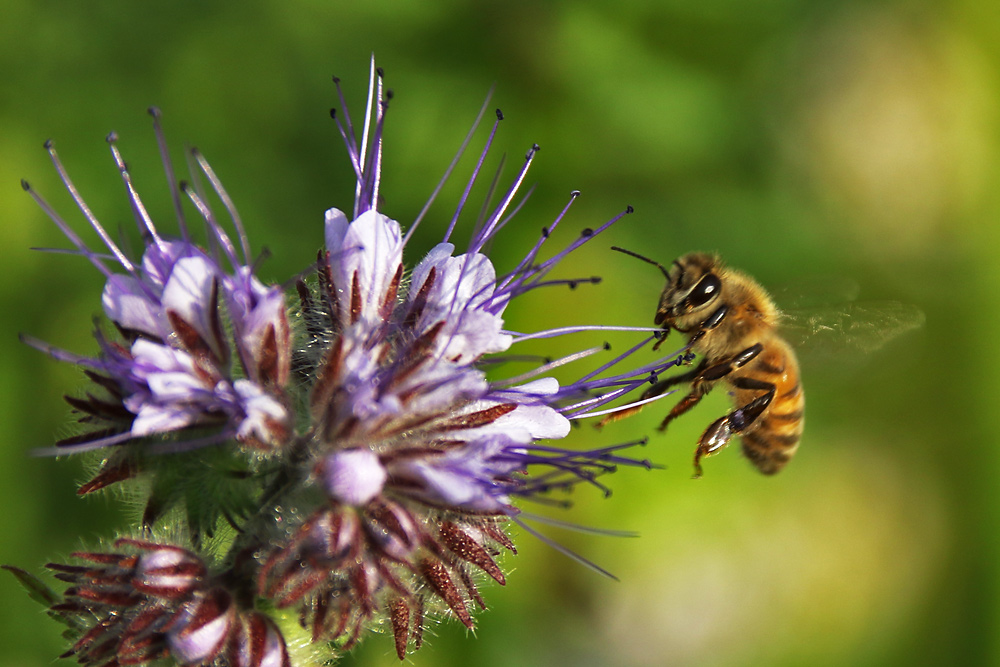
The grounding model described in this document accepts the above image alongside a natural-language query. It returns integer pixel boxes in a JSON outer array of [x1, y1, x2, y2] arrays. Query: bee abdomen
[[740, 344, 804, 474], [741, 426, 802, 475]]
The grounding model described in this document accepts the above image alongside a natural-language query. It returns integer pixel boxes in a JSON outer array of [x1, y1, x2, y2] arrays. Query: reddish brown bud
[[420, 558, 473, 629], [440, 522, 505, 584], [390, 598, 410, 660]]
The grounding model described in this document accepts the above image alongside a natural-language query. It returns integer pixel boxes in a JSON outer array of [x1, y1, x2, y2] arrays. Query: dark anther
[[541, 226, 549, 238], [495, 109, 504, 121], [639, 437, 650, 446], [385, 89, 394, 100], [329, 108, 337, 119], [376, 67, 385, 77], [571, 190, 581, 197], [626, 205, 634, 214], [581, 228, 594, 237], [20, 179, 30, 191], [332, 75, 340, 83], [179, 180, 189, 191], [568, 281, 577, 290], [603, 341, 612, 351], [147, 107, 161, 119], [43, 139, 53, 150]]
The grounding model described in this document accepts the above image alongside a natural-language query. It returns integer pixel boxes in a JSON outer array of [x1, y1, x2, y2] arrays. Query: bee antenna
[[610, 246, 670, 280]]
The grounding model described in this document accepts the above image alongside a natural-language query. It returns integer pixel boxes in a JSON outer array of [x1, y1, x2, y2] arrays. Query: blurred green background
[[1, 1, 995, 665]]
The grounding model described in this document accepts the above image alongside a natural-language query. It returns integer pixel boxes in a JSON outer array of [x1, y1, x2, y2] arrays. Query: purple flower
[[254, 62, 682, 659], [22, 119, 292, 463], [17, 59, 686, 664], [47, 539, 289, 667]]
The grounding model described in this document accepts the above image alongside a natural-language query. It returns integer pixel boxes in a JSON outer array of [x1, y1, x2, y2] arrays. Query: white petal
[[167, 601, 231, 664], [130, 404, 197, 436], [409, 242, 455, 298], [140, 240, 194, 290], [499, 403, 571, 440], [412, 250, 511, 359], [161, 255, 219, 343], [323, 449, 388, 505], [328, 210, 403, 324], [515, 377, 561, 396], [102, 275, 161, 336], [129, 340, 197, 376], [323, 207, 350, 252], [233, 380, 288, 441], [443, 400, 571, 443], [144, 371, 206, 402]]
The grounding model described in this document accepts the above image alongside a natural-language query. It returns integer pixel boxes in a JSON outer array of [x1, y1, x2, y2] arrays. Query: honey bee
[[600, 248, 805, 478]]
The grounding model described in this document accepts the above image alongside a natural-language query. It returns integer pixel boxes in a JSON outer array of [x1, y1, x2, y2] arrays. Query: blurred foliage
[[2, 1, 998, 665]]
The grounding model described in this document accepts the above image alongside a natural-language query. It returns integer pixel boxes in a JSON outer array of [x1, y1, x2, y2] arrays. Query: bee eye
[[687, 274, 721, 308]]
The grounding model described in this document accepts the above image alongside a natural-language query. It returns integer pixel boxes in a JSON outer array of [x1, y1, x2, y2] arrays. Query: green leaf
[[2, 564, 59, 607]]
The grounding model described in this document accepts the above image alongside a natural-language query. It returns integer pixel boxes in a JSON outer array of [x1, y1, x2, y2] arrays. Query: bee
[[601, 248, 805, 478]]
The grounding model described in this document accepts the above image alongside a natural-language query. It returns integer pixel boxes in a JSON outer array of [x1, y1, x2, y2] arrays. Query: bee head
[[609, 247, 723, 334], [655, 253, 723, 329]]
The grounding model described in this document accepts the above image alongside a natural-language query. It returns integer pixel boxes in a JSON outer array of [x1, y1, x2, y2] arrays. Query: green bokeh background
[[1, 1, 995, 665]]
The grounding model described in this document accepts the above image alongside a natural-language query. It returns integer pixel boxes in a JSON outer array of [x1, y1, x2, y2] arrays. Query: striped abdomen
[[734, 335, 804, 475]]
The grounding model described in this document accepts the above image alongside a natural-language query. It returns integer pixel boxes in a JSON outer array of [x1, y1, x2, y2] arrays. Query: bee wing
[[780, 301, 925, 359], [769, 275, 861, 310]]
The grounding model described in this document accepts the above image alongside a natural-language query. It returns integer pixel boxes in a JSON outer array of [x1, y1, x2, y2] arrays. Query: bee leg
[[658, 342, 761, 434], [656, 384, 709, 432], [727, 377, 776, 432], [685, 304, 729, 349], [651, 329, 670, 351], [680, 346, 766, 476], [662, 343, 763, 435], [692, 416, 731, 479], [692, 376, 775, 478], [597, 360, 707, 428]]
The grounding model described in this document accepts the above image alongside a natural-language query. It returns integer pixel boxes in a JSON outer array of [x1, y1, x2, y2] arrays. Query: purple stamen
[[442, 109, 503, 244], [148, 107, 189, 243], [106, 132, 163, 247], [190, 148, 251, 266]]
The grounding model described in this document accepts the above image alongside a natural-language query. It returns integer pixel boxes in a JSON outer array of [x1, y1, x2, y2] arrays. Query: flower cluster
[[47, 539, 288, 667], [14, 61, 682, 665]]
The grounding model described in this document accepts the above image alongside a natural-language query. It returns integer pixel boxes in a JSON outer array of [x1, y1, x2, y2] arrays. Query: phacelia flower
[[46, 539, 289, 667], [15, 59, 685, 665]]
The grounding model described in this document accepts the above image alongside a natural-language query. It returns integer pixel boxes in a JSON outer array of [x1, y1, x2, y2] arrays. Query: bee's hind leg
[[692, 375, 775, 478]]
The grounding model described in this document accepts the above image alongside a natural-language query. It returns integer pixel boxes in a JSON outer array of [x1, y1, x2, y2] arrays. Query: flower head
[[23, 118, 292, 465], [18, 59, 684, 664], [47, 539, 289, 667]]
